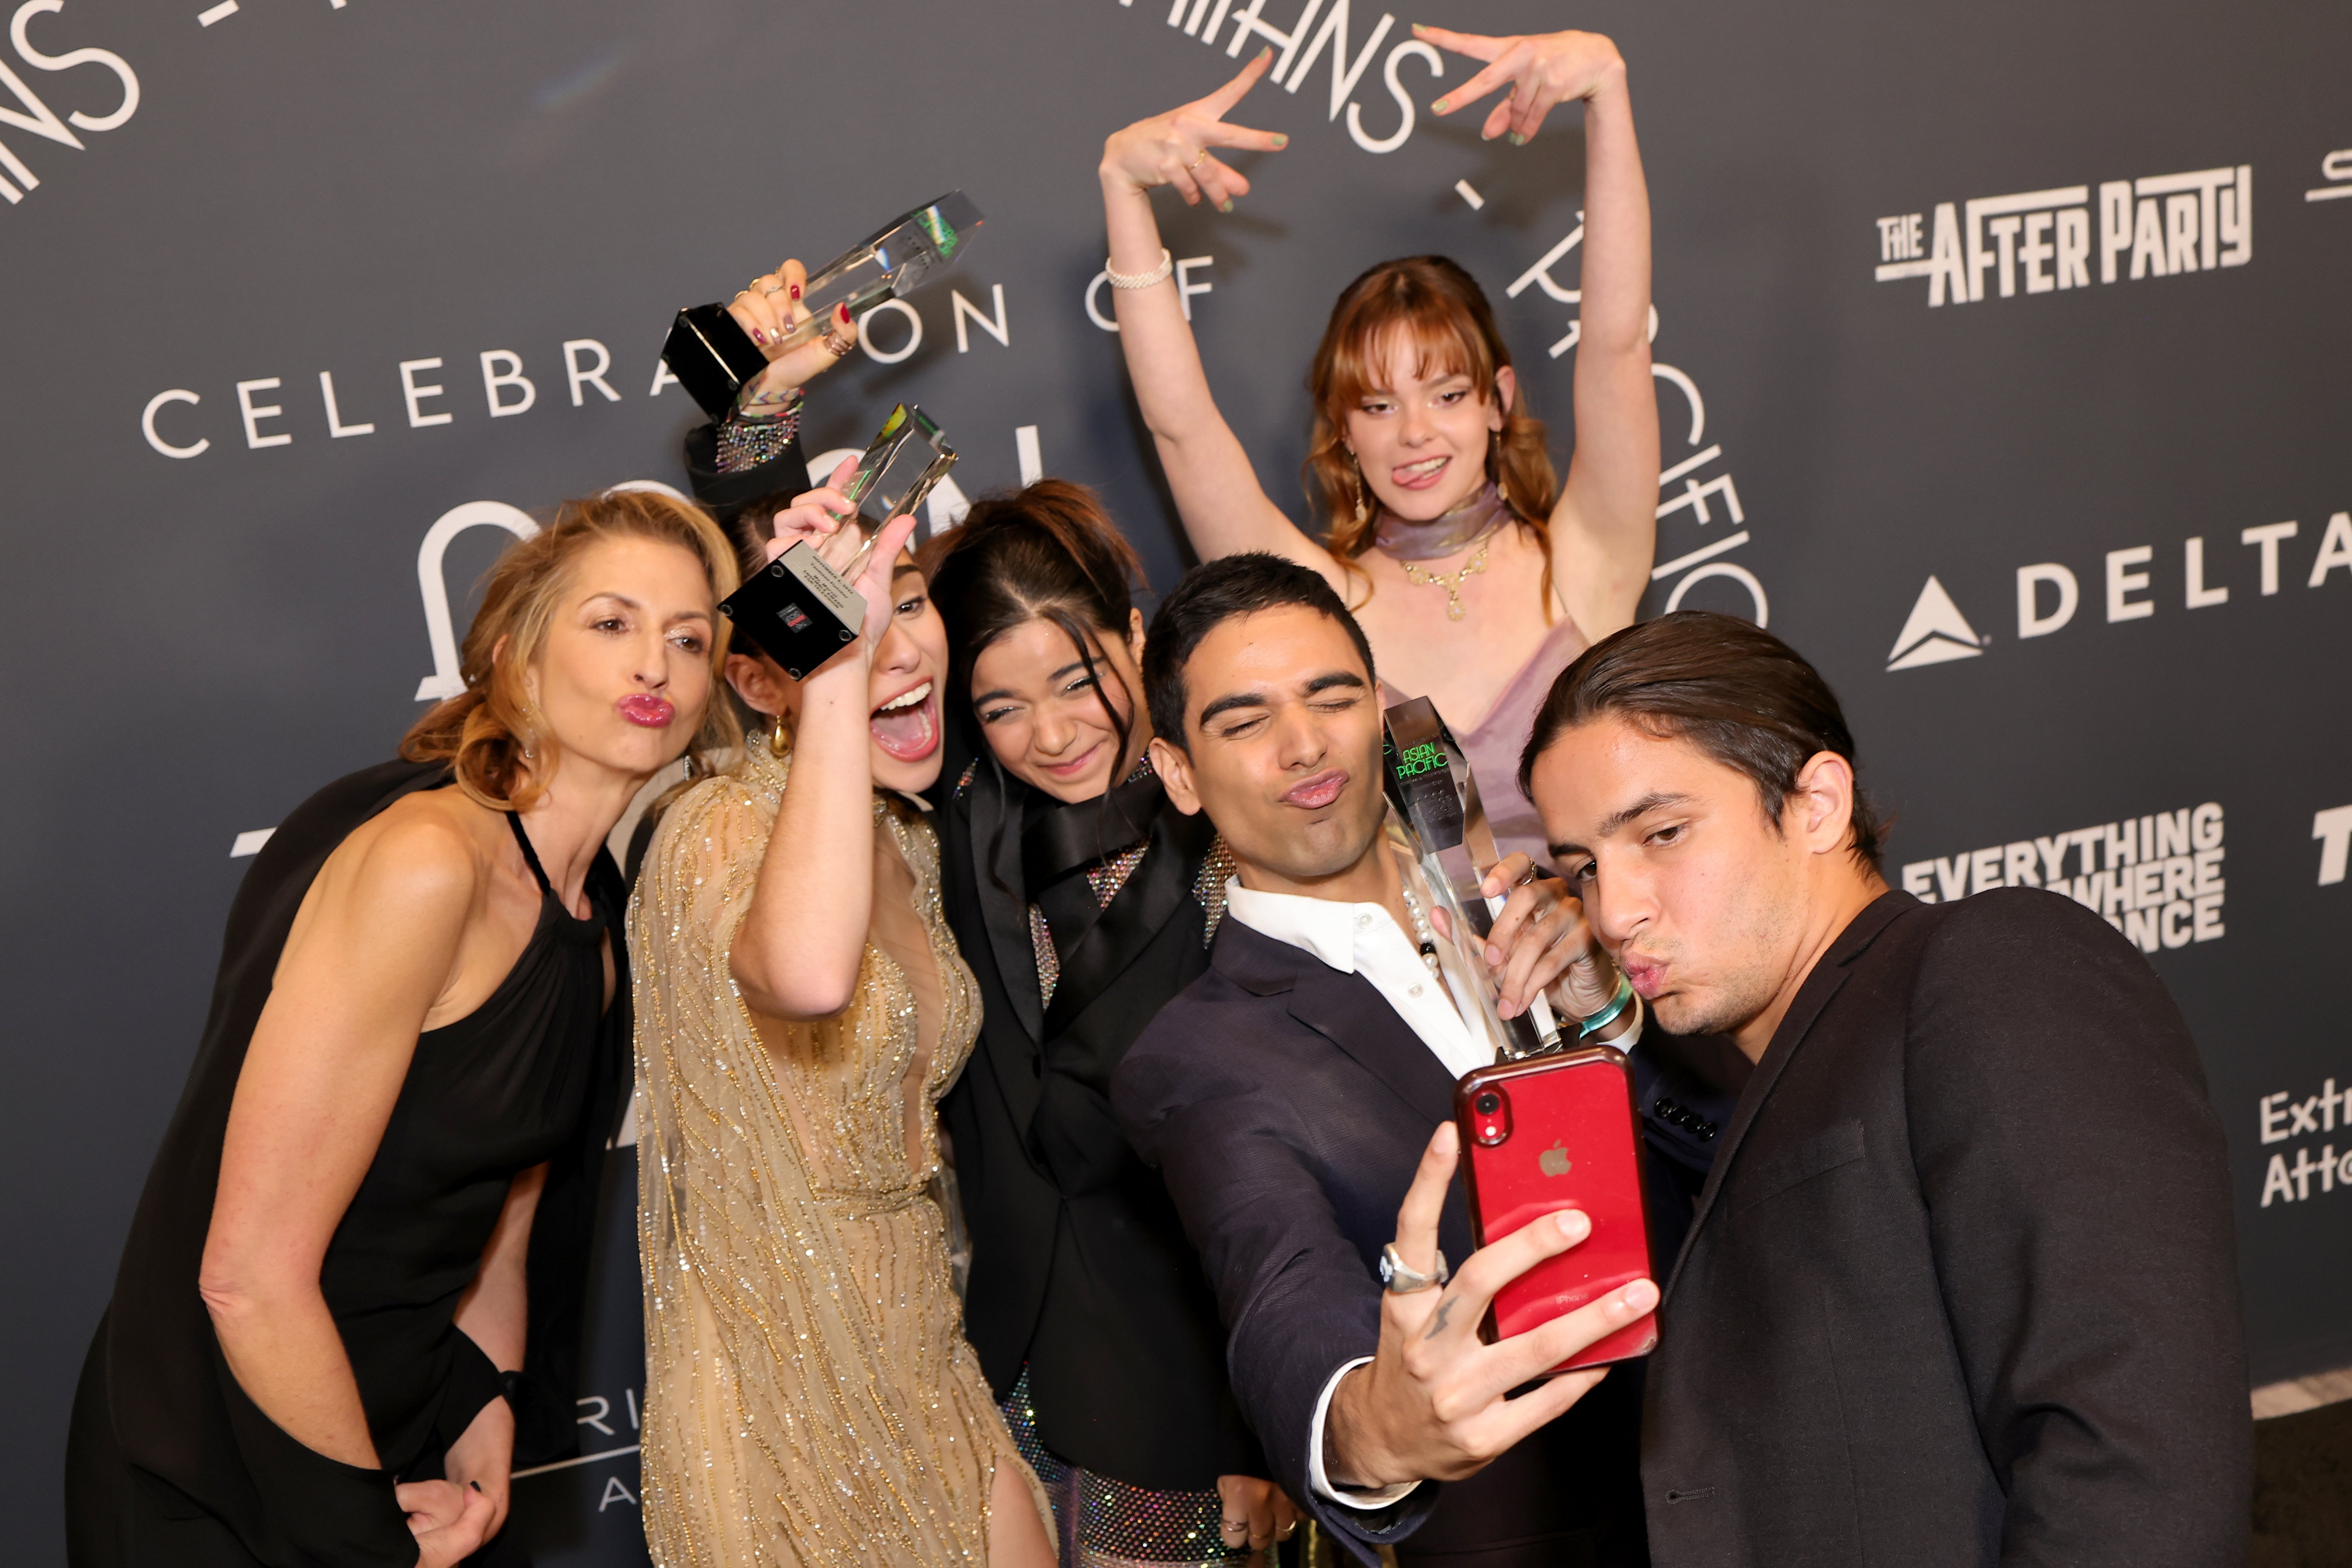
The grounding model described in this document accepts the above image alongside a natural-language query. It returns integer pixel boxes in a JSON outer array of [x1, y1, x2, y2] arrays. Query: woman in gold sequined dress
[[630, 479, 1055, 1568]]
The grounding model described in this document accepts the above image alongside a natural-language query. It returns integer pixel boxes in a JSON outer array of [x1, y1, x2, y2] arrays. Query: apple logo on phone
[[1539, 1142, 1572, 1177]]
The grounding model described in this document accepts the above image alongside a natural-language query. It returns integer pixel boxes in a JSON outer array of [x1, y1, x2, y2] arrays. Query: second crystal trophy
[[662, 192, 985, 421], [718, 405, 957, 681], [1383, 696, 1562, 1061]]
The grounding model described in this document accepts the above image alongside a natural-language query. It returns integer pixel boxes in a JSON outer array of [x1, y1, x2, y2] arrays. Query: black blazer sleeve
[[1113, 1003, 1439, 1557], [1905, 891, 2252, 1566]]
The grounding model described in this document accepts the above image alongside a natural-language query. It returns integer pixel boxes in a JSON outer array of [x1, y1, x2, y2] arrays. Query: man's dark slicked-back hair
[[1144, 552, 1377, 750], [1519, 611, 1886, 866]]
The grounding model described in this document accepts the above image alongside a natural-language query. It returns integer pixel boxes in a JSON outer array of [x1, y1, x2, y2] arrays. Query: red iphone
[[1454, 1046, 1658, 1373]]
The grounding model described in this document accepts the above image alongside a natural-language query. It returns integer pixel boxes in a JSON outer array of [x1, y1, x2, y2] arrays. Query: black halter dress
[[64, 760, 630, 1568]]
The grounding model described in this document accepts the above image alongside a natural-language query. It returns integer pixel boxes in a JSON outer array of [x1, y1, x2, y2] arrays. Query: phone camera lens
[[1474, 1092, 1501, 1115]]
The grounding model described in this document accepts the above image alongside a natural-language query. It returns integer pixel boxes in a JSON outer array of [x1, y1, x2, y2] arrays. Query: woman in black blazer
[[921, 482, 1297, 1564]]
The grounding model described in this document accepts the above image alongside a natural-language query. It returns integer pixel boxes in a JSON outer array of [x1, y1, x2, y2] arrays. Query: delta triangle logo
[[1886, 576, 1984, 671]]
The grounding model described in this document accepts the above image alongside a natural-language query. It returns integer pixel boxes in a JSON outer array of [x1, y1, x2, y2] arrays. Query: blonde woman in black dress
[[66, 492, 741, 1568]]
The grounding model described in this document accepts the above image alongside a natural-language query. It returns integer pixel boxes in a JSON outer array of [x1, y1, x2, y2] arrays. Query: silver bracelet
[[1104, 246, 1175, 290]]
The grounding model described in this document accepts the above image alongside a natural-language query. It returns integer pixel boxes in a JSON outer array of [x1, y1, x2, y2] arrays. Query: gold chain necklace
[[1394, 532, 1494, 620]]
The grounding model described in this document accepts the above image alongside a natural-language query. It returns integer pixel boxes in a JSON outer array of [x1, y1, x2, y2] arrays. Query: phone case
[[1454, 1047, 1658, 1373]]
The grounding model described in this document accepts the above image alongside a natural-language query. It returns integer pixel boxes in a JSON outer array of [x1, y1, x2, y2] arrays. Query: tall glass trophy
[[1383, 697, 1562, 1061], [662, 192, 986, 420], [718, 405, 957, 680]]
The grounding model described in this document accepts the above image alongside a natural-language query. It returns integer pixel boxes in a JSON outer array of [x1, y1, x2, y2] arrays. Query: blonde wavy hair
[[401, 489, 743, 810], [1304, 255, 1560, 616]]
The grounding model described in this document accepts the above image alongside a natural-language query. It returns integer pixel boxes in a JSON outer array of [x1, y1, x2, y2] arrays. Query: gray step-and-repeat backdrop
[[5, 0, 2346, 1561]]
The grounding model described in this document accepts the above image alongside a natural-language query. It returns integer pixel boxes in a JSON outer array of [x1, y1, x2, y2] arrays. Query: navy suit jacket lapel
[[1213, 920, 1458, 1127], [1661, 891, 1918, 1300]]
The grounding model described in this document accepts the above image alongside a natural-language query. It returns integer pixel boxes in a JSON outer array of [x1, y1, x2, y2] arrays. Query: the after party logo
[[1873, 163, 2251, 307]]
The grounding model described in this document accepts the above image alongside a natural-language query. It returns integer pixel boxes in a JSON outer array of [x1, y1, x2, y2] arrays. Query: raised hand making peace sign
[[1417, 24, 1629, 146], [1099, 46, 1289, 213]]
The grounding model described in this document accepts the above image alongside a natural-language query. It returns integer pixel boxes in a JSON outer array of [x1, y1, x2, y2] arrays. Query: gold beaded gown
[[631, 734, 1050, 1566]]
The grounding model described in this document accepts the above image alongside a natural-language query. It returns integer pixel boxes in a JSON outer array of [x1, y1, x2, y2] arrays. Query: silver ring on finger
[[1379, 1241, 1449, 1294]]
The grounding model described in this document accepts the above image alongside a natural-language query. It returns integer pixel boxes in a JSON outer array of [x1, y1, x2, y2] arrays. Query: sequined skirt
[[1001, 1367, 1250, 1568]]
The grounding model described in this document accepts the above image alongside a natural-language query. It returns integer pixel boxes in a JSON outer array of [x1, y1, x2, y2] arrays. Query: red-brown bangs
[[1321, 298, 1497, 414]]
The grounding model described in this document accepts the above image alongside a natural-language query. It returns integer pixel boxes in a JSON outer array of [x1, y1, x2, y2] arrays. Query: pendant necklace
[[1395, 536, 1493, 621], [1373, 482, 1510, 622]]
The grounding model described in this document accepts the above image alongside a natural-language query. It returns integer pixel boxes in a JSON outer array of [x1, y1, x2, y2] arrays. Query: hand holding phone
[[1321, 1122, 1659, 1492], [1456, 1046, 1657, 1373]]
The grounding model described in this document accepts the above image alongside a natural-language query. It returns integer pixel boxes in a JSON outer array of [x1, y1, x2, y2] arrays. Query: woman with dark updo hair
[[920, 481, 1301, 1565]]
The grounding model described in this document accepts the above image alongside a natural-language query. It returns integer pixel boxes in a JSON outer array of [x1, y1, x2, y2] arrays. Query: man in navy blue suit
[[1112, 555, 1713, 1567]]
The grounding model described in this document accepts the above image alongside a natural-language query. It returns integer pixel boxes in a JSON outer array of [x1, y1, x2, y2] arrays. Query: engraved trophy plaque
[[662, 192, 985, 421], [718, 405, 957, 680], [1383, 696, 1562, 1060]]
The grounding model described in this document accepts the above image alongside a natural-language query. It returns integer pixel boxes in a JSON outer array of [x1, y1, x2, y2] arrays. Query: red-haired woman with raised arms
[[1098, 25, 1659, 862], [66, 492, 743, 1568]]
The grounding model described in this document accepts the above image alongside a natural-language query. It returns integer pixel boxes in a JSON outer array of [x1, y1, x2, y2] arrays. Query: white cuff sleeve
[[1306, 1357, 1422, 1509]]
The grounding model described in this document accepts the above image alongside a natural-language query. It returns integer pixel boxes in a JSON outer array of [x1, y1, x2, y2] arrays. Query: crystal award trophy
[[718, 405, 957, 680], [1383, 696, 1562, 1061], [662, 192, 986, 421]]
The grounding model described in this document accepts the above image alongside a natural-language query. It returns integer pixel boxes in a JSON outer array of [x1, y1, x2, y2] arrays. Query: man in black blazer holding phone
[[1112, 557, 1720, 1568], [1516, 611, 2252, 1566]]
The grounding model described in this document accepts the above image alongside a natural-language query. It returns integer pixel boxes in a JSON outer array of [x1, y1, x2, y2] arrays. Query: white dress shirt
[[1220, 874, 1642, 1509], [1222, 877, 1493, 1078]]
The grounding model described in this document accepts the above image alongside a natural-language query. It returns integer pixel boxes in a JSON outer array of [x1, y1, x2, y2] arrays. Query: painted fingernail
[[1219, 199, 1234, 213], [837, 302, 851, 322], [790, 283, 802, 300], [1430, 97, 1449, 113], [1557, 1209, 1591, 1239], [1257, 45, 1272, 61], [750, 327, 767, 345], [1271, 133, 1288, 148], [1507, 130, 1527, 146]]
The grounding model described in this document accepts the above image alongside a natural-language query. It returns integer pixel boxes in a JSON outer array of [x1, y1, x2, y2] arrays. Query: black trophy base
[[719, 542, 866, 681], [663, 303, 771, 423]]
